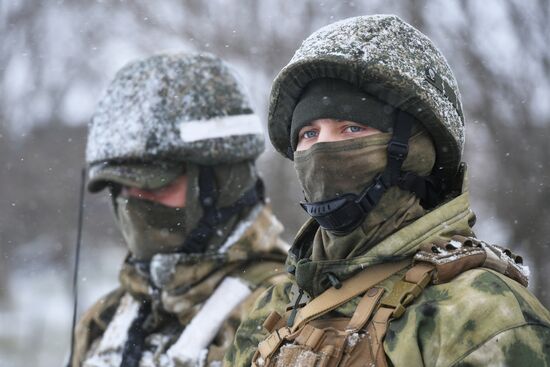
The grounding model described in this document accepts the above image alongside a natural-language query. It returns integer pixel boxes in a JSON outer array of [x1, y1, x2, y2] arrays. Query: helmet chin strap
[[180, 166, 265, 253], [300, 110, 442, 235]]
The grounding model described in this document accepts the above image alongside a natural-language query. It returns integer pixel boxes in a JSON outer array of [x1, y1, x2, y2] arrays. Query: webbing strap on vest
[[379, 262, 434, 318], [254, 261, 435, 366], [368, 307, 394, 367], [290, 260, 410, 333], [345, 287, 384, 332], [254, 260, 410, 364], [364, 263, 434, 367]]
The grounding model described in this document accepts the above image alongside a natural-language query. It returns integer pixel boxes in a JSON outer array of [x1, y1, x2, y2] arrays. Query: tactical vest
[[251, 236, 528, 367]]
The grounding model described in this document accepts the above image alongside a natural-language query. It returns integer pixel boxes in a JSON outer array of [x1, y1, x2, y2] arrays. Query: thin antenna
[[67, 168, 86, 367]]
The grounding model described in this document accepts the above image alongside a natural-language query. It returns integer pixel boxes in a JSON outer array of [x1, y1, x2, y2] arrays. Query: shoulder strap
[[365, 262, 435, 367], [346, 286, 385, 332], [290, 259, 410, 332], [253, 260, 410, 364], [414, 235, 529, 286]]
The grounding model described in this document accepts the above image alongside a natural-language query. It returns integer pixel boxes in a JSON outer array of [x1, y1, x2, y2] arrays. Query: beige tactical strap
[[405, 262, 435, 283], [366, 263, 435, 367], [256, 326, 292, 360], [254, 260, 410, 363], [370, 307, 394, 367], [290, 260, 410, 333], [295, 324, 325, 348], [346, 287, 384, 332]]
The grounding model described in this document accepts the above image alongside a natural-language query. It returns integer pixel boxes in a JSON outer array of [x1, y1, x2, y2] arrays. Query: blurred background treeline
[[1, 1, 549, 366]]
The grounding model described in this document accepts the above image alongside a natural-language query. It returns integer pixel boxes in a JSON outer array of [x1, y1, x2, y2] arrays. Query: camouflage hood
[[288, 166, 475, 297], [118, 204, 287, 321]]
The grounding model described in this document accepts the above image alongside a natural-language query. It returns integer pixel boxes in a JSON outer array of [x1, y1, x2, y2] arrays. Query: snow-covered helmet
[[86, 52, 264, 192], [85, 52, 266, 255], [268, 14, 464, 185]]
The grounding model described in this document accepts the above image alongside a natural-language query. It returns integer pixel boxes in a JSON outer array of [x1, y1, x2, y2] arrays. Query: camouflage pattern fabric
[[225, 173, 550, 366], [72, 204, 288, 367]]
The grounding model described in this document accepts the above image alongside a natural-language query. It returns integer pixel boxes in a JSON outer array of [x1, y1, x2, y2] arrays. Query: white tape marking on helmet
[[179, 114, 263, 142], [167, 276, 251, 365]]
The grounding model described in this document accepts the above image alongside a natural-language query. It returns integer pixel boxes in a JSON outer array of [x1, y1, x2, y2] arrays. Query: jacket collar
[[118, 204, 287, 318], [288, 167, 476, 297]]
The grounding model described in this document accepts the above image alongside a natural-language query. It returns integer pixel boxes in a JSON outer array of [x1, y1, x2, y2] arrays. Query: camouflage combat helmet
[[268, 15, 464, 183], [86, 52, 264, 191]]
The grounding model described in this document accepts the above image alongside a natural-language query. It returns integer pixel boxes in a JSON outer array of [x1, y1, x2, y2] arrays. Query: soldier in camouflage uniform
[[71, 52, 288, 367], [226, 15, 550, 367]]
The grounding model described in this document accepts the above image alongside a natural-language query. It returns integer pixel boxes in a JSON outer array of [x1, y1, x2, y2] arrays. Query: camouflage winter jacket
[[226, 176, 550, 366], [71, 204, 288, 367]]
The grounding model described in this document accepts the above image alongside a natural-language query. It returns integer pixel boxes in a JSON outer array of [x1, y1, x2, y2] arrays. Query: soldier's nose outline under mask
[[114, 195, 187, 261], [293, 133, 392, 234], [294, 133, 392, 202]]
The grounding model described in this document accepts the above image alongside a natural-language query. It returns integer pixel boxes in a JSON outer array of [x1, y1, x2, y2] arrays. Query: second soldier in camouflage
[[72, 52, 288, 367]]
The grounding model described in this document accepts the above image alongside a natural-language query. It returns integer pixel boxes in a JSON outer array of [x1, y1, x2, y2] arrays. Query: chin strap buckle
[[355, 174, 389, 213], [387, 140, 409, 161]]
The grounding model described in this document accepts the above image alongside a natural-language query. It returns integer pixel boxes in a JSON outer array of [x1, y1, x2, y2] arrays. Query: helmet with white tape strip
[[86, 52, 264, 191]]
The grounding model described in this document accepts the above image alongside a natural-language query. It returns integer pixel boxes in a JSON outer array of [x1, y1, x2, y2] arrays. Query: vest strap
[[379, 263, 434, 318], [252, 262, 435, 367], [290, 260, 410, 333], [369, 306, 394, 367], [345, 287, 384, 333]]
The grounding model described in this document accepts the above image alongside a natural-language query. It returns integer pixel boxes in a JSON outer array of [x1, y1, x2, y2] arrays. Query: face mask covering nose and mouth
[[294, 132, 392, 203], [289, 79, 442, 236], [293, 128, 437, 236], [115, 195, 187, 261]]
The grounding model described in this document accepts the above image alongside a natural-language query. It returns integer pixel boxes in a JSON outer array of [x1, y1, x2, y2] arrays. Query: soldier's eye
[[344, 125, 364, 133], [302, 130, 318, 139]]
